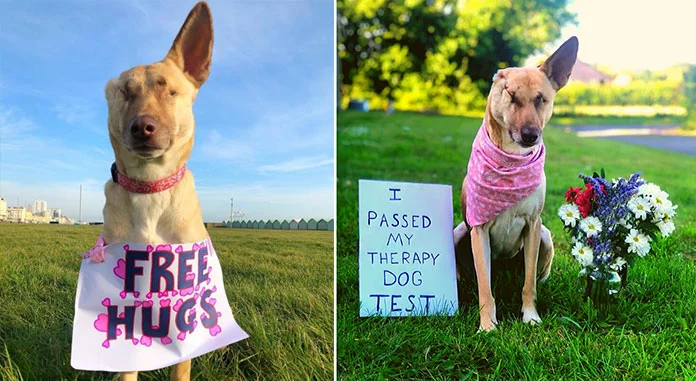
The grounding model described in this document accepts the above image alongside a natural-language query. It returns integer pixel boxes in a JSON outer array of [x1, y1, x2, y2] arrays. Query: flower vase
[[580, 266, 626, 316]]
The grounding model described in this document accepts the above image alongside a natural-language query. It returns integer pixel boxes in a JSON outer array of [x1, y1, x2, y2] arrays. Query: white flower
[[656, 218, 676, 237], [625, 229, 651, 257], [617, 217, 633, 229], [579, 216, 603, 237], [638, 183, 662, 198], [628, 196, 651, 220], [610, 257, 627, 271], [650, 192, 674, 215], [572, 242, 595, 267], [558, 203, 581, 227]]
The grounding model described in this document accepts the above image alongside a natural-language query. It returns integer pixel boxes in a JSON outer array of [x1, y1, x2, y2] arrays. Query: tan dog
[[101, 2, 213, 380], [455, 37, 578, 332]]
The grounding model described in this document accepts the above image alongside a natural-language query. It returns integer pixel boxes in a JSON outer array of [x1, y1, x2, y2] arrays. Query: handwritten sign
[[71, 239, 248, 372], [359, 180, 458, 316]]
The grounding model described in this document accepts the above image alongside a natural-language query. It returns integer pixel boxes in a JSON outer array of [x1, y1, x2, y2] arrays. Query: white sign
[[359, 180, 458, 316], [71, 238, 248, 372]]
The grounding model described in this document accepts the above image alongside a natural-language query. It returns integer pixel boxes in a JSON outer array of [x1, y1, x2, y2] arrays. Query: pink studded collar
[[111, 163, 186, 194]]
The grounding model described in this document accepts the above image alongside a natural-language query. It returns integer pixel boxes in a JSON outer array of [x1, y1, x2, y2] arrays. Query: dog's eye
[[535, 94, 546, 106], [119, 87, 130, 100], [507, 90, 517, 104], [169, 90, 178, 96]]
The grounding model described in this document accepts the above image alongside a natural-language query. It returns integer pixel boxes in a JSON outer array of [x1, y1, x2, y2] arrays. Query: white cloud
[[258, 155, 333, 173]]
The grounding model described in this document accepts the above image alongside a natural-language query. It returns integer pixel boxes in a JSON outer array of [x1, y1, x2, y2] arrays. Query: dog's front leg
[[170, 359, 191, 381], [471, 225, 497, 331], [522, 216, 542, 324], [119, 371, 138, 381]]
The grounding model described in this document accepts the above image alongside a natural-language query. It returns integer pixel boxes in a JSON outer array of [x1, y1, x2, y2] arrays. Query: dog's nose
[[520, 126, 540, 145], [129, 115, 158, 140]]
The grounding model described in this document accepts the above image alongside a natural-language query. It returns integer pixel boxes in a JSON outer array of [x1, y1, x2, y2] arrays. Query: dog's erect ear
[[540, 36, 578, 91], [166, 2, 214, 88]]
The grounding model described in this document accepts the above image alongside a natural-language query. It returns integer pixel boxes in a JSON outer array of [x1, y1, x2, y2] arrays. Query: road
[[556, 124, 696, 156]]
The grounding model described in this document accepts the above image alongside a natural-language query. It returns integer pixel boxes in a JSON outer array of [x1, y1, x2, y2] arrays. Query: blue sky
[[0, 0, 335, 223]]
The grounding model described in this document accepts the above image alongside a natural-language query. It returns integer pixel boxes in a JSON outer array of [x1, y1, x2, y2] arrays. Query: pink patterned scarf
[[465, 122, 545, 227]]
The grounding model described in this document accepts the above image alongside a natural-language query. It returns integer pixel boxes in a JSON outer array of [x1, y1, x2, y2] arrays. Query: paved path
[[556, 124, 696, 156]]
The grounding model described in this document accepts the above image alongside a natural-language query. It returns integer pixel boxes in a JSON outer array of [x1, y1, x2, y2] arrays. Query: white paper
[[71, 238, 248, 371], [359, 180, 459, 317]]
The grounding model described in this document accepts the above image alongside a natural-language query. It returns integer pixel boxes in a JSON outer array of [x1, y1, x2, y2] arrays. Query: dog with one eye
[[454, 37, 578, 332], [102, 2, 213, 380]]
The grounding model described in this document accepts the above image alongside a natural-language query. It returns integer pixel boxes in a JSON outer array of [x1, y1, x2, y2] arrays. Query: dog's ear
[[165, 2, 214, 88], [539, 36, 578, 91], [492, 69, 507, 83]]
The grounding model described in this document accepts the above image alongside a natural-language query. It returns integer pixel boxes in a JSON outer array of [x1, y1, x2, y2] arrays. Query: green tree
[[338, 0, 576, 113], [682, 65, 696, 130]]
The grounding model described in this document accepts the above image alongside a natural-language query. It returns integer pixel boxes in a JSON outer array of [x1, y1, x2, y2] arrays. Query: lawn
[[337, 110, 696, 379], [0, 225, 333, 380]]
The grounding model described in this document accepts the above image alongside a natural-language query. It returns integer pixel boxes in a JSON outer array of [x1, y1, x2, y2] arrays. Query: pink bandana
[[465, 122, 545, 227], [113, 165, 186, 194]]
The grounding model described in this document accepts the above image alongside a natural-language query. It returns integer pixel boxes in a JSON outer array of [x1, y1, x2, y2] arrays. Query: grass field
[[0, 225, 333, 380], [337, 111, 696, 379]]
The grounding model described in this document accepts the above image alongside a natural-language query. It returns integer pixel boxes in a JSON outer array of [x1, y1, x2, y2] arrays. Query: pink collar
[[464, 121, 545, 226], [111, 163, 186, 194]]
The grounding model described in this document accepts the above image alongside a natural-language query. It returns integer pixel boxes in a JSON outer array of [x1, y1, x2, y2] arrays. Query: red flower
[[564, 186, 583, 203], [576, 183, 594, 218]]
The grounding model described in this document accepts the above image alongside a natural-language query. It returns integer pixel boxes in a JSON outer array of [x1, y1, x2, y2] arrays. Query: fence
[[224, 218, 334, 231]]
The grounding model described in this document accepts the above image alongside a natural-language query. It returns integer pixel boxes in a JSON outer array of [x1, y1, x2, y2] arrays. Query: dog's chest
[[128, 192, 173, 242], [486, 178, 545, 259]]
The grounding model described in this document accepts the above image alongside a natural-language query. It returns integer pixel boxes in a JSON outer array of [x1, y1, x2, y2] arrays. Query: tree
[[338, 0, 576, 113], [682, 65, 696, 130]]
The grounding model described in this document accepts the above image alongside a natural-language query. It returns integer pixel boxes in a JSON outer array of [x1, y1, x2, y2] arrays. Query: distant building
[[34, 200, 48, 216], [48, 208, 61, 221], [569, 60, 612, 85], [0, 197, 6, 220], [317, 219, 328, 230], [298, 219, 308, 230], [265, 220, 274, 229], [281, 220, 290, 230], [25, 210, 50, 224], [7, 207, 26, 223], [328, 219, 334, 231], [290, 219, 299, 230], [307, 218, 318, 230], [273, 220, 281, 229]]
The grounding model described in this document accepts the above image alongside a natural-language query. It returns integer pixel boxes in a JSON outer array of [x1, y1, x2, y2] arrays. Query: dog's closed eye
[[535, 93, 546, 107], [505, 87, 519, 105], [119, 87, 131, 101]]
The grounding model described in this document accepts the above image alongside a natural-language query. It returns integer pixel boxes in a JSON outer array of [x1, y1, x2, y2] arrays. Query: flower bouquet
[[557, 170, 677, 311]]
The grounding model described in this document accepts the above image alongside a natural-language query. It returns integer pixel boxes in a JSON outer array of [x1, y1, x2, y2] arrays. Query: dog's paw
[[477, 318, 498, 333], [477, 324, 497, 333], [522, 308, 542, 325]]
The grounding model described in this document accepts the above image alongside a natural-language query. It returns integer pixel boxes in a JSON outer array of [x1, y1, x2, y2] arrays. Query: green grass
[[337, 110, 696, 379], [0, 225, 333, 380]]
